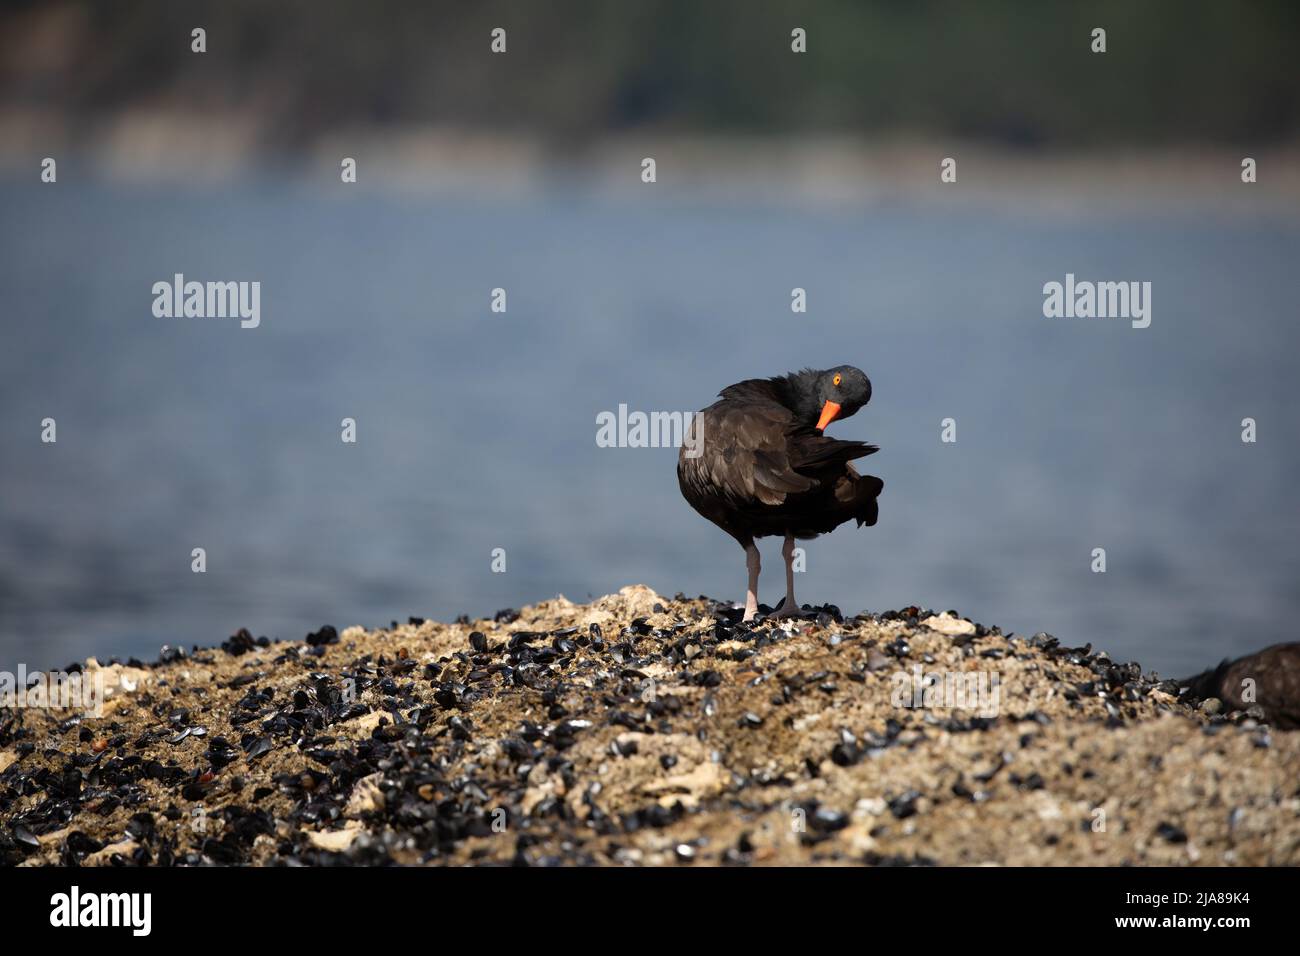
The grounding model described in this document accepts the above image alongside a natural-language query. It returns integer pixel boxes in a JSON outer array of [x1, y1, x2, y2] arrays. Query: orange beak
[[816, 400, 842, 431]]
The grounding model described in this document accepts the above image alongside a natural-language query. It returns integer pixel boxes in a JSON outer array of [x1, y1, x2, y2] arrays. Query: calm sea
[[1, 176, 1296, 677]]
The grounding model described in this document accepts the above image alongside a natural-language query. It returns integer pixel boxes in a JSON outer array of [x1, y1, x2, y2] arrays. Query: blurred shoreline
[[4, 109, 1298, 217]]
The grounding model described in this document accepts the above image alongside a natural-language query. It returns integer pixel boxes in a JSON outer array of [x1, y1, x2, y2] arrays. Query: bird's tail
[[839, 469, 884, 527]]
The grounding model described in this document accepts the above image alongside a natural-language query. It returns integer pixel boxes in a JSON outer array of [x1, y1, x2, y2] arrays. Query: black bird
[[1180, 642, 1300, 730], [678, 366, 883, 621]]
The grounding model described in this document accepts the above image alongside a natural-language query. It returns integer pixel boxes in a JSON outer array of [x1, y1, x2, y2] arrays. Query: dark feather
[[679, 369, 882, 548], [1179, 642, 1300, 730]]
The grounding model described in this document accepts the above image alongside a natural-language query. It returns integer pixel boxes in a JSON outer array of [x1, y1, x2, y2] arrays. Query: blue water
[[1, 175, 1296, 676]]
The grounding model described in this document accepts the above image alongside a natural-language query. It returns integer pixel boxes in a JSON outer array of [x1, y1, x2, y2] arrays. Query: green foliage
[[5, 0, 1297, 145]]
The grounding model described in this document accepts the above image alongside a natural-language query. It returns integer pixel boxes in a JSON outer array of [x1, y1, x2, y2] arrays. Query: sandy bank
[[2, 585, 1297, 866]]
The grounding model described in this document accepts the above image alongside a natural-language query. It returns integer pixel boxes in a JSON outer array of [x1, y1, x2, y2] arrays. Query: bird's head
[[784, 365, 872, 431]]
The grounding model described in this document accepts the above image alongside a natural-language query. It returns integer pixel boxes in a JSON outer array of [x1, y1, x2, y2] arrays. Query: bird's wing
[[687, 400, 816, 506], [785, 428, 879, 475]]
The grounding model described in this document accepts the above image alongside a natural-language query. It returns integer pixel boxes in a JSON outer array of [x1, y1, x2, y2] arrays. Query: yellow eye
[[833, 374, 842, 387]]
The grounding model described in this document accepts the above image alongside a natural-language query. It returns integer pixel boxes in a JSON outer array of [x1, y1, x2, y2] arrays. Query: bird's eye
[[832, 374, 842, 387]]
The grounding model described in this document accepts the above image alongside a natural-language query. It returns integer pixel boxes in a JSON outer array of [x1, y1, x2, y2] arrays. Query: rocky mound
[[3, 586, 1297, 866]]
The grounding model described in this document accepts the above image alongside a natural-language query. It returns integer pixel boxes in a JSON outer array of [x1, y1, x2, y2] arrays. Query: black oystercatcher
[[1180, 642, 1300, 730], [678, 366, 883, 621]]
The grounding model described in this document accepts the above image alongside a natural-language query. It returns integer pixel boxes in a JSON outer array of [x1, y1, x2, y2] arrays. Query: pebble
[[1155, 821, 1188, 843], [811, 807, 849, 832], [888, 790, 921, 819]]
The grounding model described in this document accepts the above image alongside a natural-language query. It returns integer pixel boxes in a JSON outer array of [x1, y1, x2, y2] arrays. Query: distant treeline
[[3, 0, 1297, 147]]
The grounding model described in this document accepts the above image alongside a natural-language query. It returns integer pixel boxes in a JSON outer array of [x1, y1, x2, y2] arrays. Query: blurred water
[[1, 175, 1296, 677]]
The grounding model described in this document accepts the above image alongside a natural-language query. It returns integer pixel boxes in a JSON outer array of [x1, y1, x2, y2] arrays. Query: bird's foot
[[772, 597, 804, 619]]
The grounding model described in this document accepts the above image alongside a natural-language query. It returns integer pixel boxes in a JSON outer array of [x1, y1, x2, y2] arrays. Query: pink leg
[[773, 534, 802, 618], [742, 544, 761, 622]]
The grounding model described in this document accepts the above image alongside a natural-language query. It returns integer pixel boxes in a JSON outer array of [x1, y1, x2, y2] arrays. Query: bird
[[677, 366, 883, 622], [1179, 642, 1300, 730]]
